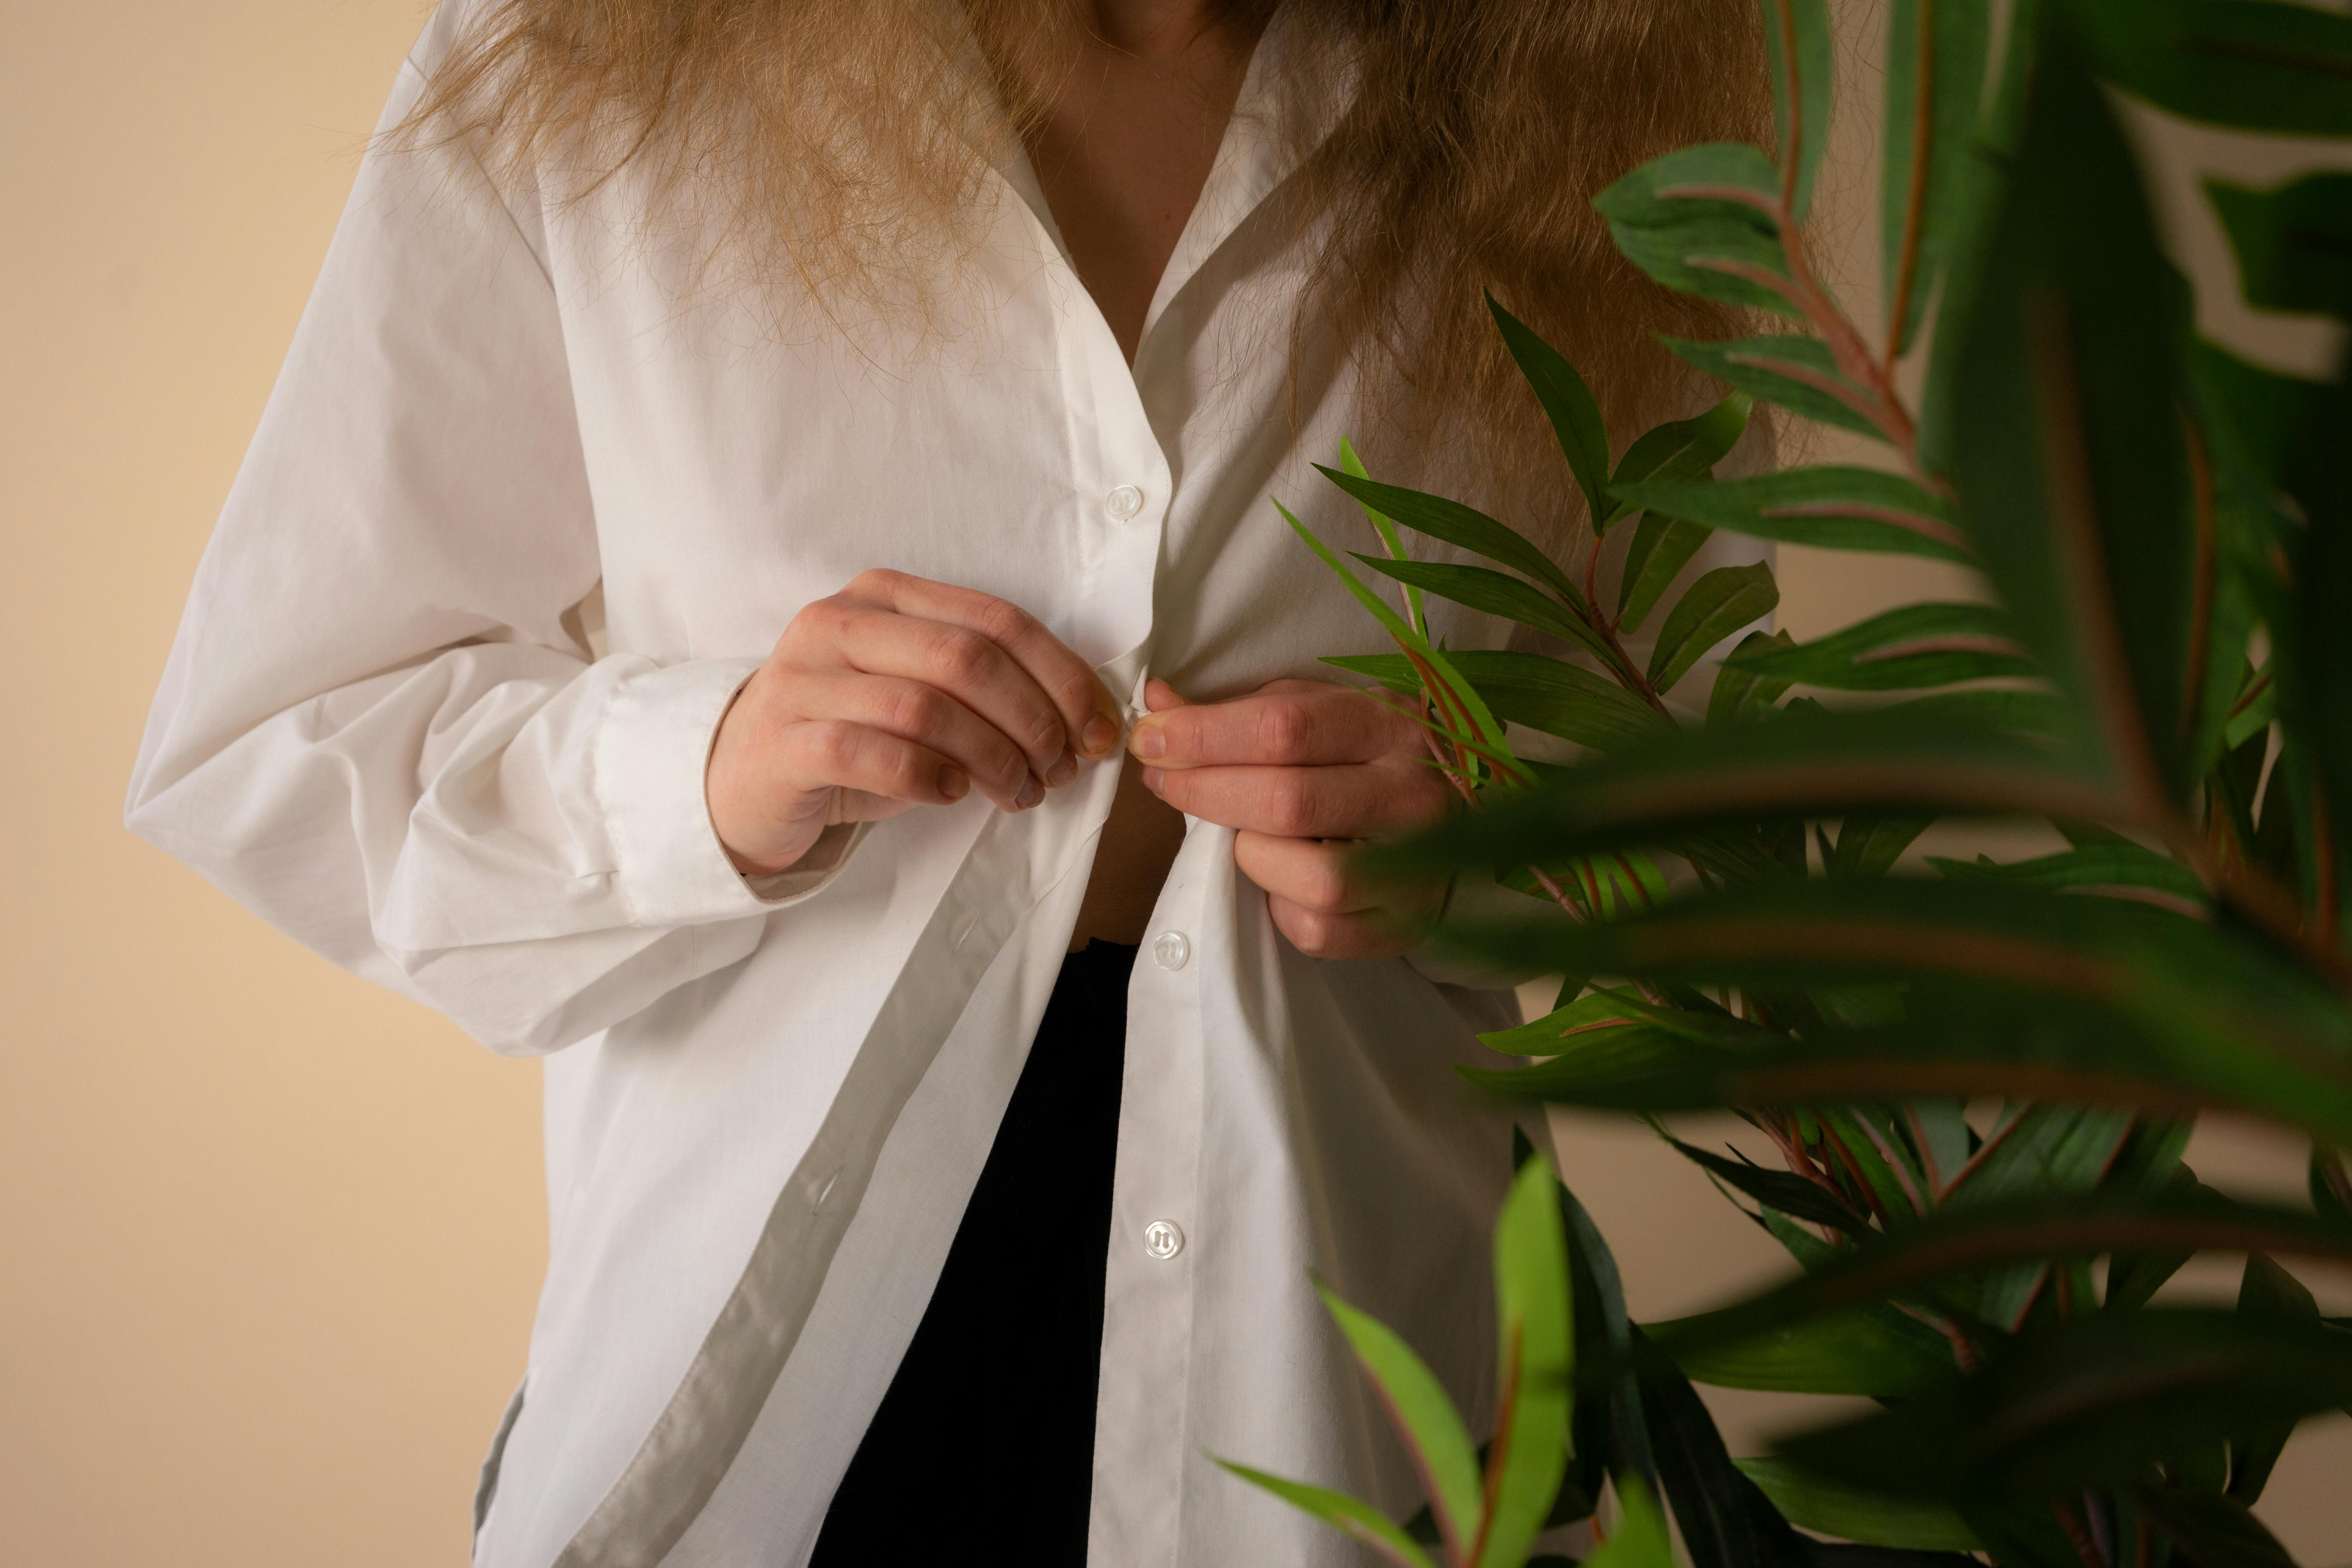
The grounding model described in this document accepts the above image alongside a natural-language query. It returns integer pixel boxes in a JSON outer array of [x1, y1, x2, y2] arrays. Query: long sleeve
[[126, 47, 825, 1056]]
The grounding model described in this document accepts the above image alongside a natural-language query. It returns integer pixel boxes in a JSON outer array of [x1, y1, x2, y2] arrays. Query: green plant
[[1228, 1, 2352, 1564]]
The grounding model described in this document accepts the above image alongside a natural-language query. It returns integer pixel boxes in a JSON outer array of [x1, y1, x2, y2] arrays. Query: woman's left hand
[[1126, 677, 1454, 959]]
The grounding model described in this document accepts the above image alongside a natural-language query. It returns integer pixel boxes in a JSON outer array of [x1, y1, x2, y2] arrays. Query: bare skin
[[705, 0, 1450, 959]]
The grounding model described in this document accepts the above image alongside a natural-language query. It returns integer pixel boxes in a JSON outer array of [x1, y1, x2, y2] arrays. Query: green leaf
[[1710, 630, 1797, 726], [1649, 563, 1779, 694], [1595, 143, 1798, 318], [1618, 516, 1715, 634], [1619, 464, 1973, 564], [1559, 1176, 1657, 1499], [1340, 437, 1424, 637], [1328, 651, 1673, 755], [1663, 1134, 1875, 1234], [1478, 1156, 1576, 1568], [1490, 296, 1613, 529], [1759, 0, 1835, 221], [1587, 1476, 1673, 1568], [2209, 173, 2352, 323], [2062, 0, 2352, 137], [1941, 1103, 2135, 1329], [1354, 555, 1615, 669], [1382, 708, 2108, 884], [1882, 687, 2072, 740], [1606, 395, 1756, 531], [1316, 1280, 1485, 1559], [1776, 1308, 2352, 1502], [1829, 814, 1935, 878], [1946, 28, 2199, 805], [1277, 501, 1519, 778], [1437, 877, 2352, 1145], [1651, 1305, 1955, 1397], [1318, 468, 1586, 607], [1729, 603, 2033, 692], [1883, 0, 1994, 357], [2226, 1253, 2320, 1504], [1926, 844, 2207, 906], [1733, 1456, 1984, 1551], [1634, 1329, 1813, 1568], [1210, 1459, 1439, 1568], [1665, 337, 1886, 443]]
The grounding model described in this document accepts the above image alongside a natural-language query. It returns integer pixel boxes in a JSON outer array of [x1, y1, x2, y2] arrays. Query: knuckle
[[1258, 702, 1316, 762], [878, 683, 948, 739], [846, 567, 904, 597], [929, 628, 998, 686], [970, 597, 1034, 648], [1267, 775, 1324, 838], [796, 719, 864, 777]]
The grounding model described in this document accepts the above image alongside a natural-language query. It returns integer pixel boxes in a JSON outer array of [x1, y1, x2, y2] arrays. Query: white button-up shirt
[[130, 8, 1764, 1566]]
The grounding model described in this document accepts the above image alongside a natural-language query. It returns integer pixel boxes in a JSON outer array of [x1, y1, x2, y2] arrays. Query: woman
[[129, 2, 1766, 1563]]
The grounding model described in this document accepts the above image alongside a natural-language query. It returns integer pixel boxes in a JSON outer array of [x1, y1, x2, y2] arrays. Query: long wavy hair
[[403, 0, 1770, 541]]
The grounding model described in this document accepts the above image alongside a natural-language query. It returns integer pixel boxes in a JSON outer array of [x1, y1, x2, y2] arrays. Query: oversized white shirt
[[129, 7, 1767, 1565]]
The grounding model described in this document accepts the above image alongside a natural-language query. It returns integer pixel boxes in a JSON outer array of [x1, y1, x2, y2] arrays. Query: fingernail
[[1080, 714, 1119, 757], [1016, 774, 1045, 810], [1140, 766, 1164, 795], [1129, 720, 1165, 761], [1046, 748, 1078, 787], [939, 766, 969, 802]]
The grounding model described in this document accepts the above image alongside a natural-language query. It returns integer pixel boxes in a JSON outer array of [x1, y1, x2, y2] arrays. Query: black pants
[[811, 940, 1134, 1566]]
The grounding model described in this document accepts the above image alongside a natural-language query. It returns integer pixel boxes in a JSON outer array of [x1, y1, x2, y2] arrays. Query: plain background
[[3, 2, 2346, 1563]]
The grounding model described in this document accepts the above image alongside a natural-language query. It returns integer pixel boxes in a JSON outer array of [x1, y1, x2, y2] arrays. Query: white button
[[1143, 1220, 1185, 1259], [1152, 930, 1191, 971], [1105, 484, 1145, 521]]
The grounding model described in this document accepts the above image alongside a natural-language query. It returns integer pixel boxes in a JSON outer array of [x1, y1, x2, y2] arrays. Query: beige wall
[[1, 4, 2342, 1564]]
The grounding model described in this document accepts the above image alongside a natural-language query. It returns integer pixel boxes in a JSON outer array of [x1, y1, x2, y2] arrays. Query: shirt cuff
[[594, 656, 866, 927]]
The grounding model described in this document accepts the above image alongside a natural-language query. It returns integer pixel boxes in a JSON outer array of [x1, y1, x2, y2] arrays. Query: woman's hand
[[1126, 677, 1454, 959], [708, 570, 1124, 876]]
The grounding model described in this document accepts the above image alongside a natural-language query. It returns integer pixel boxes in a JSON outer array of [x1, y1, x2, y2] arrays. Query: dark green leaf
[[1559, 1176, 1656, 1494], [2136, 1486, 2299, 1568], [1883, 0, 1994, 356], [1711, 630, 1798, 726], [2063, 0, 2352, 137], [1318, 468, 1585, 606], [1733, 1456, 1983, 1551], [1635, 1329, 1812, 1568], [1618, 516, 1715, 632], [1664, 1135, 1875, 1234], [1442, 878, 2352, 1144], [1947, 29, 2199, 804], [1926, 843, 2208, 906], [1595, 144, 1798, 318], [2226, 1253, 2320, 1505], [1617, 465, 1972, 564], [1650, 563, 1780, 694], [1327, 651, 1673, 756], [1730, 603, 2033, 691], [1829, 815, 1935, 878], [1491, 295, 1613, 528], [2209, 173, 2352, 322], [1608, 395, 1756, 530], [1665, 337, 1887, 443], [1352, 555, 1613, 669], [1942, 1104, 2134, 1329], [1651, 1303, 1955, 1397], [1588, 1477, 1674, 1568], [1882, 687, 2073, 740], [1339, 438, 1425, 636], [1777, 1308, 2352, 1502]]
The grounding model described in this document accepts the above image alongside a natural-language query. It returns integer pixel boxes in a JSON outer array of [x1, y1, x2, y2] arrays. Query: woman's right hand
[[706, 570, 1125, 877]]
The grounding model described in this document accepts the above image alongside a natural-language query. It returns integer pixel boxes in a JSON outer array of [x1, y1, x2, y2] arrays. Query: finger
[[1142, 759, 1450, 840], [842, 570, 1123, 760], [790, 671, 1040, 811], [1128, 679, 1416, 770], [813, 604, 1073, 784], [1265, 895, 1416, 961], [1233, 832, 1382, 916], [771, 719, 972, 813]]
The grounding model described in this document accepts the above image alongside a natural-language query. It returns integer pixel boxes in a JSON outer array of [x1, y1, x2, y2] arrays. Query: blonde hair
[[404, 0, 1769, 541]]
